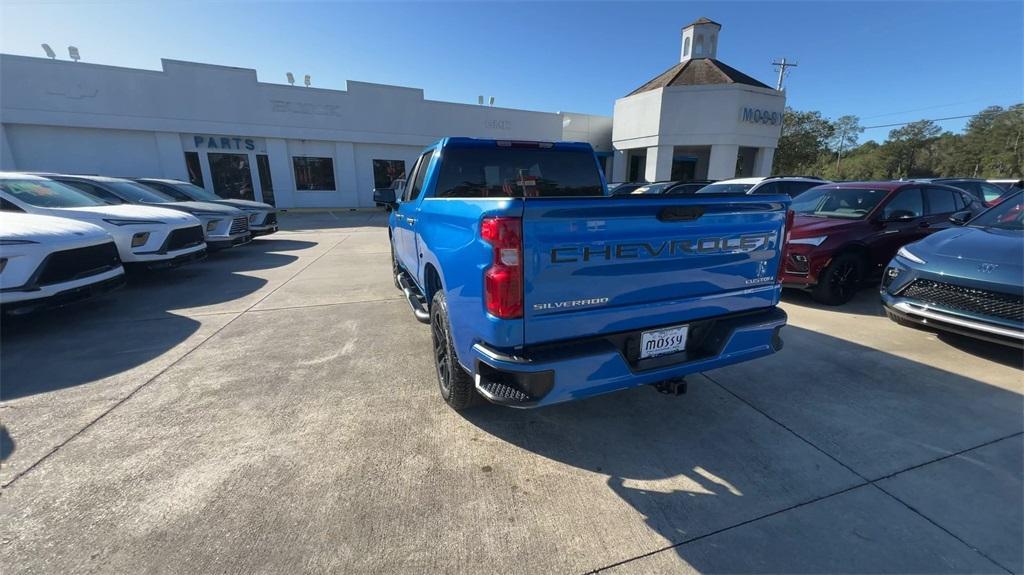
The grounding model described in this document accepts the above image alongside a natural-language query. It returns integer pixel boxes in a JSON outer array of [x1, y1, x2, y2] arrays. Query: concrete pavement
[[1, 211, 1020, 574]]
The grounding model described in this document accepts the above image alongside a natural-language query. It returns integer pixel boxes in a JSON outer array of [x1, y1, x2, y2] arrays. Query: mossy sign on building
[[741, 107, 782, 126]]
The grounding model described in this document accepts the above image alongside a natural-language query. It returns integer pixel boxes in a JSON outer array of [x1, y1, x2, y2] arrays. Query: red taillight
[[481, 216, 523, 319], [777, 209, 795, 284]]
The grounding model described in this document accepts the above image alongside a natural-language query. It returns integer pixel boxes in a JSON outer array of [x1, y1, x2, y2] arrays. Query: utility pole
[[772, 58, 798, 91], [835, 128, 847, 174]]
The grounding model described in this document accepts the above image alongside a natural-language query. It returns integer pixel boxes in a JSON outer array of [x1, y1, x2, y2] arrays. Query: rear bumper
[[469, 306, 787, 408], [2, 271, 126, 314]]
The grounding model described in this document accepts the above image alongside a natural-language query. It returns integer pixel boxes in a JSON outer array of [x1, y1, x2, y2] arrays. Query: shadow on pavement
[[0, 425, 13, 461], [0, 239, 312, 400], [461, 325, 1022, 573], [278, 210, 388, 232], [934, 331, 1023, 368], [781, 284, 885, 317]]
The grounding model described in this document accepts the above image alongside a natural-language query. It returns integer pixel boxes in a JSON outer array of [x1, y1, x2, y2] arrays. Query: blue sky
[[1, 1, 1021, 142]]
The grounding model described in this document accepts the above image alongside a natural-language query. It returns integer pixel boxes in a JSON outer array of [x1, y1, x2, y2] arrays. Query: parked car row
[[609, 176, 1020, 204], [0, 172, 278, 314], [613, 174, 1022, 346], [779, 180, 1021, 347]]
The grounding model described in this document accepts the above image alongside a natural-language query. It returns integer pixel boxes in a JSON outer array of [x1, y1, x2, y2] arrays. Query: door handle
[[395, 214, 406, 221], [406, 217, 417, 226]]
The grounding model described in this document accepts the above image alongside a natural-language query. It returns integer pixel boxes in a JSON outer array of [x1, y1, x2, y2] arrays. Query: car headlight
[[131, 232, 150, 247], [206, 220, 222, 232], [897, 246, 926, 264], [103, 218, 165, 226], [249, 213, 259, 223], [789, 236, 828, 246]]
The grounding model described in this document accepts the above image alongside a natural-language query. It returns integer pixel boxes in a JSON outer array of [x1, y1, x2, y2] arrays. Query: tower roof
[[685, 16, 721, 28], [627, 58, 772, 96]]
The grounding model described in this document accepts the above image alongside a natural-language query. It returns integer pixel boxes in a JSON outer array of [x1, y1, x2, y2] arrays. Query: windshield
[[170, 182, 223, 202], [435, 147, 604, 198], [0, 179, 108, 208], [970, 192, 1023, 231], [696, 182, 755, 194], [630, 182, 673, 195], [105, 181, 175, 203], [790, 187, 888, 220]]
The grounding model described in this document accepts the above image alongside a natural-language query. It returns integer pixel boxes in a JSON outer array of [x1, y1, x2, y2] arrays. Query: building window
[[184, 152, 203, 187], [372, 159, 407, 189], [256, 154, 275, 206], [208, 153, 255, 200], [695, 34, 704, 57], [292, 157, 336, 191], [683, 37, 690, 57]]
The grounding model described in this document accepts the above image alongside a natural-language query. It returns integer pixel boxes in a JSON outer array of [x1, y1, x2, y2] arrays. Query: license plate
[[639, 324, 689, 359]]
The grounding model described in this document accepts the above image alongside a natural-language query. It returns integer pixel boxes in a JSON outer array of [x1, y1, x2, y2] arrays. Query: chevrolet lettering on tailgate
[[549, 232, 775, 263]]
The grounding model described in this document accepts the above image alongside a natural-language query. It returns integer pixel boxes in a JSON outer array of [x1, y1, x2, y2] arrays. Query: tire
[[430, 289, 477, 410], [812, 253, 864, 305], [390, 237, 401, 290]]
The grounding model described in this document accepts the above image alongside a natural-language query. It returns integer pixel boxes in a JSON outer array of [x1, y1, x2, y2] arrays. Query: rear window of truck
[[434, 147, 603, 198]]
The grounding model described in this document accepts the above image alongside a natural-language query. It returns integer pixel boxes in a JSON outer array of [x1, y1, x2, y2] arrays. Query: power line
[[861, 114, 978, 131], [859, 99, 990, 120]]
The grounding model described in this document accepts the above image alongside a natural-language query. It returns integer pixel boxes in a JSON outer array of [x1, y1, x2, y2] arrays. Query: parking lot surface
[[2, 211, 1021, 574]]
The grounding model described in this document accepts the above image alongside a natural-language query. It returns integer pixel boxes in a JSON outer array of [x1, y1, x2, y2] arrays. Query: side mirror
[[949, 210, 972, 226], [882, 210, 915, 222], [373, 187, 397, 209]]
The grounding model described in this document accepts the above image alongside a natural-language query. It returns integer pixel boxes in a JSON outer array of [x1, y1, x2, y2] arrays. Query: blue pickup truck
[[374, 138, 790, 409]]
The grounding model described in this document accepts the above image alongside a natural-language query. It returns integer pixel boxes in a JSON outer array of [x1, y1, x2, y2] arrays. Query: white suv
[[697, 176, 829, 197], [0, 212, 125, 313], [0, 173, 207, 269]]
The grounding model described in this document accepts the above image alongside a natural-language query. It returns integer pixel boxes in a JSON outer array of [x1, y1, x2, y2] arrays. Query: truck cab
[[377, 138, 790, 409]]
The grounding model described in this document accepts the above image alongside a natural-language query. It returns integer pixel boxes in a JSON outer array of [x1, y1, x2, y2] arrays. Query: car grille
[[899, 279, 1023, 322], [229, 217, 250, 235], [166, 225, 205, 251], [36, 241, 120, 286]]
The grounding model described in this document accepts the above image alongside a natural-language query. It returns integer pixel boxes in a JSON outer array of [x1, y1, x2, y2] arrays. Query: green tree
[[772, 103, 1023, 178], [828, 115, 864, 152], [773, 108, 834, 175], [886, 120, 941, 178]]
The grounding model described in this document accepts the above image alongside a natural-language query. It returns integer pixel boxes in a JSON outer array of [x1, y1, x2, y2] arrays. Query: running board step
[[476, 379, 534, 404], [396, 271, 430, 324]]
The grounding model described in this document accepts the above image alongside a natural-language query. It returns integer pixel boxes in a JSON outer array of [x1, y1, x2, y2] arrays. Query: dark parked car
[[612, 180, 716, 196], [782, 181, 986, 305], [881, 191, 1023, 347], [988, 179, 1023, 193], [608, 182, 646, 196], [46, 174, 252, 250], [697, 176, 829, 197], [914, 178, 1009, 207], [134, 178, 278, 237]]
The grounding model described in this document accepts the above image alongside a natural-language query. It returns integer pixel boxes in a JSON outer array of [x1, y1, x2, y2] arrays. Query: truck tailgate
[[522, 196, 789, 346]]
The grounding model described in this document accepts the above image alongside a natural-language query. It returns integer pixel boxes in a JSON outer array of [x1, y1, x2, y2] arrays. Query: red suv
[[782, 181, 985, 304]]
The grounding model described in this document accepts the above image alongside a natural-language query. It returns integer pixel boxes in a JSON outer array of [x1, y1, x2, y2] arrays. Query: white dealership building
[[0, 18, 783, 208]]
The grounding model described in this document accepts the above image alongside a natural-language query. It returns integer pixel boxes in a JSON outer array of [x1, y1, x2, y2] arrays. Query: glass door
[[207, 153, 256, 200]]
